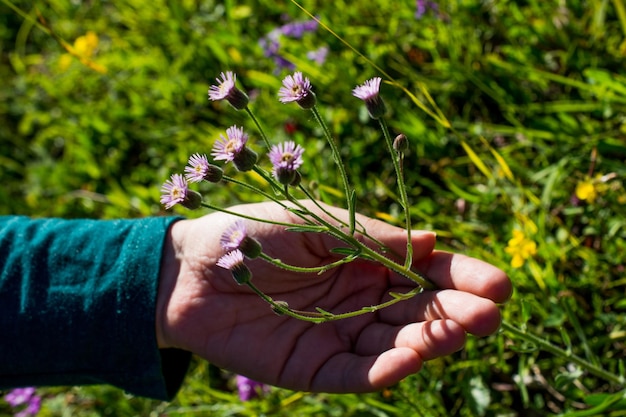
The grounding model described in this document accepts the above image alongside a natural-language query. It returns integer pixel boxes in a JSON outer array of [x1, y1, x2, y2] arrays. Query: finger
[[354, 319, 467, 360], [415, 251, 512, 303], [309, 348, 423, 393], [379, 289, 503, 337]]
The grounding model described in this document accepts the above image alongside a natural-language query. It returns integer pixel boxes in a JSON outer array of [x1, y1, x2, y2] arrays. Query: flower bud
[[226, 88, 250, 110], [240, 236, 262, 259], [272, 301, 290, 315], [233, 147, 258, 172], [180, 189, 203, 210], [230, 262, 252, 285], [393, 134, 409, 154], [204, 164, 224, 183]]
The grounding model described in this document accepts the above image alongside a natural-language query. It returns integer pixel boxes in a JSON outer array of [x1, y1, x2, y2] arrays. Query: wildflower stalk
[[500, 321, 625, 387], [245, 281, 424, 323], [378, 118, 413, 268], [244, 107, 273, 149], [259, 251, 360, 274], [310, 105, 356, 234]]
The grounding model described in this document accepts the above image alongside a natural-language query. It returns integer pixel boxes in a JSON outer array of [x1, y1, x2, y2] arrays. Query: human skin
[[156, 200, 512, 393]]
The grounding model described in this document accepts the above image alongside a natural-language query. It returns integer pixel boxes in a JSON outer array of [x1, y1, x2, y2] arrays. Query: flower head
[[160, 174, 201, 210], [269, 141, 304, 185], [185, 153, 223, 183], [211, 126, 258, 171], [208, 71, 249, 110], [307, 46, 329, 65], [504, 230, 537, 268], [278, 72, 316, 109], [4, 387, 41, 417], [575, 178, 598, 202], [236, 375, 270, 401], [220, 220, 262, 258], [216, 249, 252, 284], [415, 0, 439, 19], [353, 77, 387, 119]]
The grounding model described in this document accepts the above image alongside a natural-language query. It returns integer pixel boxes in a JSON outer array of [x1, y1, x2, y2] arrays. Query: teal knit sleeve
[[0, 216, 191, 400]]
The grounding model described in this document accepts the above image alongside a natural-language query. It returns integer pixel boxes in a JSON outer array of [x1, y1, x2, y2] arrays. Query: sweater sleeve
[[0, 216, 191, 401]]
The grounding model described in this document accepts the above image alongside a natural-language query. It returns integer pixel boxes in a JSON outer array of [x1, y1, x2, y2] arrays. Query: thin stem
[[200, 202, 317, 230], [500, 321, 625, 386], [222, 175, 289, 208], [245, 107, 272, 149], [310, 105, 356, 234], [379, 118, 413, 269], [245, 281, 423, 323], [259, 252, 359, 274]]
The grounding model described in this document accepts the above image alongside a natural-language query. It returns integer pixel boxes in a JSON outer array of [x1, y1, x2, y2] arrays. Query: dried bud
[[393, 134, 409, 154]]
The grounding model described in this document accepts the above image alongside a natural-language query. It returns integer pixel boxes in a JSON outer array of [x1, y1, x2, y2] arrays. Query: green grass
[[1, 0, 626, 415]]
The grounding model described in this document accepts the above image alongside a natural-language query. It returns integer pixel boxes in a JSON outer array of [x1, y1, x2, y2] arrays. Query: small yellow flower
[[59, 31, 106, 73], [575, 179, 597, 202], [505, 230, 537, 268], [73, 31, 99, 57]]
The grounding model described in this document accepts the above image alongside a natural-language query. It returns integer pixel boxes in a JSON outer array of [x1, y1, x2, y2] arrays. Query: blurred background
[[1, 1, 625, 415]]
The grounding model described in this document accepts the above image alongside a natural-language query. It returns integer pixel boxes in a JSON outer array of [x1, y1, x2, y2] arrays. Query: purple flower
[[211, 126, 258, 171], [269, 141, 304, 185], [221, 220, 247, 251], [259, 34, 280, 57], [216, 249, 252, 284], [278, 72, 316, 109], [160, 174, 188, 209], [352, 77, 387, 119], [279, 19, 318, 38], [416, 0, 439, 19], [220, 220, 262, 258], [236, 375, 270, 401], [211, 126, 248, 162], [160, 174, 201, 210], [307, 46, 329, 65], [208, 71, 249, 110], [184, 153, 223, 183], [4, 388, 41, 417]]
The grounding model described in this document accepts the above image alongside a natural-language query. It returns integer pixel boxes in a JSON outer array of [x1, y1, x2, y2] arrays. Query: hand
[[156, 201, 511, 393]]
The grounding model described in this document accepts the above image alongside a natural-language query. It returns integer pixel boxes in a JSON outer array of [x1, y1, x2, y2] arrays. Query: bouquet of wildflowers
[[158, 69, 626, 391], [160, 70, 434, 322]]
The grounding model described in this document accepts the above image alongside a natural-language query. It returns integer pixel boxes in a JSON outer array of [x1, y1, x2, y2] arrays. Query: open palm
[[156, 201, 511, 393]]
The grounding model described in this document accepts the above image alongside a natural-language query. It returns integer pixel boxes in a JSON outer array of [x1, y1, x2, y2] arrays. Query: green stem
[[222, 175, 289, 208], [245, 281, 423, 324], [245, 107, 272, 149], [259, 252, 359, 274], [379, 118, 413, 268], [310, 105, 356, 234], [500, 321, 625, 386]]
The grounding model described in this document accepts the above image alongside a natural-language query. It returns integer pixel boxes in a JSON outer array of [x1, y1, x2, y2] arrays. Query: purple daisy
[[184, 153, 223, 183], [269, 141, 305, 184], [160, 174, 188, 209], [160, 174, 201, 210], [220, 220, 262, 258], [220, 220, 248, 251], [352, 77, 387, 119], [211, 126, 248, 163], [278, 72, 316, 109], [208, 71, 249, 110], [216, 249, 252, 284], [212, 126, 258, 171]]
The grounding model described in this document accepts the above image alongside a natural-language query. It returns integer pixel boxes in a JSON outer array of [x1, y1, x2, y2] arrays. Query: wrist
[[156, 219, 186, 349]]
